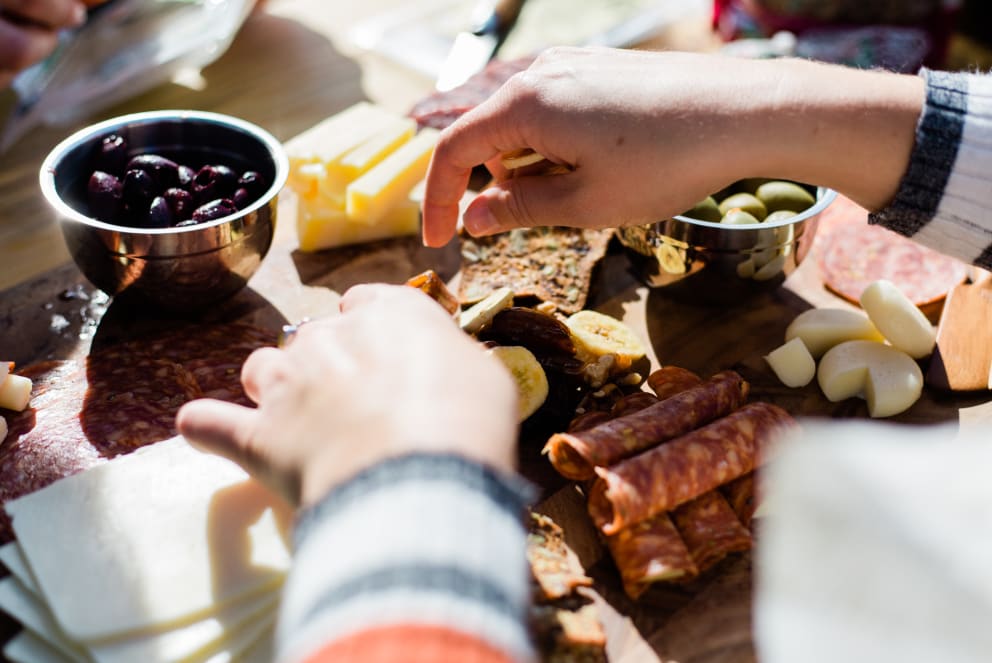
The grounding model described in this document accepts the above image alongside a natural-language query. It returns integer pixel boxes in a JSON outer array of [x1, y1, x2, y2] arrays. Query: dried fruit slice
[[487, 346, 549, 421], [565, 310, 647, 370], [460, 287, 514, 334]]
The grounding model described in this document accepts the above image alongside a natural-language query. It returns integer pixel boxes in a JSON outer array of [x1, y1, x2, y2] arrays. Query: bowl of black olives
[[40, 110, 288, 311]]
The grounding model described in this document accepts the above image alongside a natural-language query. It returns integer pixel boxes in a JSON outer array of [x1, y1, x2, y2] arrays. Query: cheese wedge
[[859, 279, 936, 359], [785, 308, 885, 358], [346, 128, 439, 225], [817, 340, 923, 418], [765, 337, 816, 388], [7, 437, 292, 643], [286, 101, 398, 171], [328, 116, 416, 182], [297, 197, 419, 252]]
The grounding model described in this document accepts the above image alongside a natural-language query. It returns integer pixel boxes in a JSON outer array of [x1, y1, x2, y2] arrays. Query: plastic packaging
[[3, 0, 255, 149]]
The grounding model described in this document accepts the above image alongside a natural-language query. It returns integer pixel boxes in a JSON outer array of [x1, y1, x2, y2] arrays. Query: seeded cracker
[[459, 228, 614, 315]]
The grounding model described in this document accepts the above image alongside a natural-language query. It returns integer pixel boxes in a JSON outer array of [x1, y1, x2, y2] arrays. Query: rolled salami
[[544, 371, 750, 481], [605, 512, 698, 599], [671, 490, 752, 574], [588, 402, 797, 535], [609, 392, 660, 418], [720, 473, 758, 529], [646, 366, 703, 400]]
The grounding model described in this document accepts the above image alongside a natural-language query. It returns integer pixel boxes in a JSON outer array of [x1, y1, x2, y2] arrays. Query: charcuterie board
[[3, 127, 992, 663]]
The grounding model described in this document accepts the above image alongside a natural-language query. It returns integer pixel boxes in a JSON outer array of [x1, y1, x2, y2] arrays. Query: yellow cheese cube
[[329, 116, 416, 182], [346, 128, 439, 225], [297, 197, 420, 252]]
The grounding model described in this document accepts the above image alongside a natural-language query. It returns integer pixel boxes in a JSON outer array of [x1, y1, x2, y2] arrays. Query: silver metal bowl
[[40, 110, 288, 311], [617, 186, 836, 302]]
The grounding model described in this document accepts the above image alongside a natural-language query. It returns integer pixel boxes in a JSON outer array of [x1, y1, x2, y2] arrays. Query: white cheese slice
[[765, 337, 816, 388], [0, 542, 41, 595], [88, 592, 279, 663], [0, 577, 88, 663], [7, 437, 292, 643], [4, 630, 74, 663]]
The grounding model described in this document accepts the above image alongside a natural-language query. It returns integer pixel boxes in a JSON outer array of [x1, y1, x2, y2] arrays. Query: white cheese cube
[[859, 279, 936, 359], [765, 337, 816, 387], [0, 374, 31, 412]]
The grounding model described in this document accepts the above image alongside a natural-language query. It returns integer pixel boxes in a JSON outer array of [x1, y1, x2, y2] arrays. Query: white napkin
[[756, 419, 992, 663]]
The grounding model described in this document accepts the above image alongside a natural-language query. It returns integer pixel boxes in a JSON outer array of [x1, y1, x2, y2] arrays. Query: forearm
[[738, 58, 925, 211], [277, 453, 536, 663]]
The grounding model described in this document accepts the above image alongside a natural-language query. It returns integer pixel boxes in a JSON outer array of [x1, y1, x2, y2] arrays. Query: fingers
[[1, 0, 86, 29], [176, 399, 261, 470], [461, 171, 594, 236], [0, 18, 59, 76], [240, 346, 290, 405]]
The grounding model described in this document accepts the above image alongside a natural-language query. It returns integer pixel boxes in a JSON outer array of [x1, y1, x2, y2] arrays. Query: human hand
[[176, 284, 519, 507], [0, 1, 89, 89], [421, 47, 923, 247]]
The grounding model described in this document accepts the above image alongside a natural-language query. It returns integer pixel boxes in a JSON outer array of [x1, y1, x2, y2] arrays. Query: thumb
[[462, 172, 594, 236], [176, 399, 264, 475]]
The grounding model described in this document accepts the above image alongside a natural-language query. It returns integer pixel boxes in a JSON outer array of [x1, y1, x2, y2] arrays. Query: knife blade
[[435, 0, 526, 92]]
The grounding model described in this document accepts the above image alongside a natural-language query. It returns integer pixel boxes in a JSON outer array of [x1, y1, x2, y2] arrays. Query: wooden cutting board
[[927, 269, 992, 392], [4, 130, 992, 662]]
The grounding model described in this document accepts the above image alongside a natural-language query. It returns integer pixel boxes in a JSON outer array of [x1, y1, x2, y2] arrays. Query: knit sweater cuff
[[869, 69, 992, 268], [276, 454, 537, 663]]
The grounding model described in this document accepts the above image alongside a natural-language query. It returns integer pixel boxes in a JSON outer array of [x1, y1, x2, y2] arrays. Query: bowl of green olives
[[40, 110, 288, 311], [617, 179, 835, 301]]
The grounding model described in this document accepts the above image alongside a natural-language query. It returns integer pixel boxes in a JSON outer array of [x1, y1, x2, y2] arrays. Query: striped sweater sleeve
[[275, 453, 537, 663], [869, 69, 992, 268]]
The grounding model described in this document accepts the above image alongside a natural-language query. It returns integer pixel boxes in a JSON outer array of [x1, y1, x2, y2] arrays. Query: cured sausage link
[[646, 366, 703, 400], [605, 511, 698, 600], [588, 402, 797, 535], [671, 490, 752, 574], [545, 370, 750, 481], [720, 472, 758, 529]]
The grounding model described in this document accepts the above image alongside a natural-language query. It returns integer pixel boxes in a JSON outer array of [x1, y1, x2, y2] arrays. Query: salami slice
[[587, 402, 797, 535], [815, 194, 967, 310], [605, 512, 698, 600], [609, 392, 660, 419], [544, 371, 750, 481], [671, 491, 752, 574], [720, 473, 758, 529], [646, 366, 703, 400]]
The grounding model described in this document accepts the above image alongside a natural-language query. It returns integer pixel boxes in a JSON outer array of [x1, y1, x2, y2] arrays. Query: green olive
[[721, 209, 761, 225], [764, 210, 798, 224], [718, 193, 767, 221], [755, 181, 816, 213], [681, 196, 722, 222], [736, 177, 774, 195]]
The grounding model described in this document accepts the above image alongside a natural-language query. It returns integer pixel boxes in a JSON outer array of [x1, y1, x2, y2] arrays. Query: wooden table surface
[[2, 4, 992, 662]]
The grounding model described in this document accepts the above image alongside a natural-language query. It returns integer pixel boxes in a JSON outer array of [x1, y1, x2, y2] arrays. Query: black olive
[[87, 171, 122, 223], [232, 187, 250, 210], [164, 188, 195, 221], [147, 196, 173, 228], [238, 171, 267, 197], [126, 154, 180, 192], [191, 198, 237, 223], [192, 165, 238, 204], [121, 169, 156, 211], [175, 219, 201, 228], [177, 165, 196, 190], [96, 134, 128, 176]]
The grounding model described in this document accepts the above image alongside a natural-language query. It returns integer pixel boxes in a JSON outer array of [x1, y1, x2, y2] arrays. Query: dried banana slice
[[565, 310, 647, 370], [487, 345, 549, 421], [460, 287, 514, 334]]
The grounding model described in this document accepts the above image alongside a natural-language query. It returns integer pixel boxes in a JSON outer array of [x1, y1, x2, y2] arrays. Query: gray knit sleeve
[[869, 69, 992, 268]]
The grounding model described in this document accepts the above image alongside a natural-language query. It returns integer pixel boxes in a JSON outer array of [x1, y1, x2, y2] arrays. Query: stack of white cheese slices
[[0, 437, 293, 663]]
